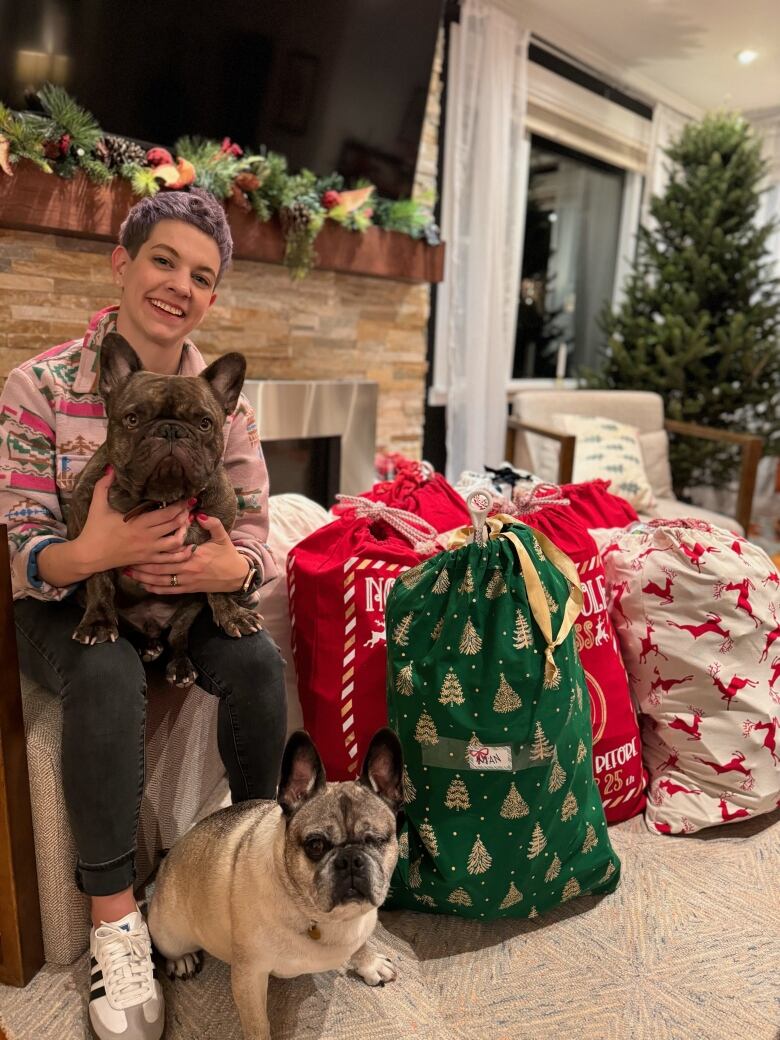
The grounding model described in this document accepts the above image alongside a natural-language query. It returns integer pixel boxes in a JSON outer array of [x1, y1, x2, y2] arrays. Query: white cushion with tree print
[[557, 413, 656, 512]]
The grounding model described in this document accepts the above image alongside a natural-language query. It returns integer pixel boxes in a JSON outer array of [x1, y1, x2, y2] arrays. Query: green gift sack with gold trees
[[384, 495, 620, 919]]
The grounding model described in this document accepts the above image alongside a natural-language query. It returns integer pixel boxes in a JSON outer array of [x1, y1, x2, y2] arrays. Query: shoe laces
[[94, 920, 155, 1010]]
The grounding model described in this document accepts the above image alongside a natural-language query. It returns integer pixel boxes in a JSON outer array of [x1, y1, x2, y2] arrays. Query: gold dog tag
[[307, 923, 321, 941]]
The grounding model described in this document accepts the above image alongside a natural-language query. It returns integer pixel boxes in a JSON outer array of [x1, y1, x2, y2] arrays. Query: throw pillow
[[558, 414, 656, 512]]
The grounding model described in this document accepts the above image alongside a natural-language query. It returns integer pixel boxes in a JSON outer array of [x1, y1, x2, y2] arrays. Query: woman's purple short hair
[[118, 187, 233, 282]]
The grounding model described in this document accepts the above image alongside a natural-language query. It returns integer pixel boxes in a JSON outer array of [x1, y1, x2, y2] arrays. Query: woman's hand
[[124, 512, 250, 595], [73, 467, 192, 574]]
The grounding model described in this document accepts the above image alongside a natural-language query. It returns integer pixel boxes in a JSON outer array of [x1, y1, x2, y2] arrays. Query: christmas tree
[[486, 568, 508, 599], [467, 834, 492, 874], [493, 673, 522, 713], [562, 878, 581, 902], [542, 583, 559, 615], [589, 113, 780, 493], [439, 668, 465, 706], [529, 721, 554, 762], [528, 906, 539, 919], [581, 822, 598, 854], [527, 821, 547, 859], [576, 739, 588, 764], [415, 709, 439, 746], [419, 821, 439, 858], [392, 612, 413, 647], [402, 765, 417, 803], [409, 857, 422, 888], [499, 882, 523, 910], [401, 564, 424, 589], [459, 618, 483, 655], [444, 775, 471, 810], [600, 860, 617, 884], [561, 791, 579, 821], [414, 893, 436, 908], [458, 566, 475, 595], [396, 663, 414, 697], [448, 887, 473, 907], [398, 831, 409, 859], [432, 568, 451, 594], [513, 609, 533, 650], [500, 783, 530, 819], [547, 749, 567, 793], [431, 617, 444, 642], [544, 852, 562, 883]]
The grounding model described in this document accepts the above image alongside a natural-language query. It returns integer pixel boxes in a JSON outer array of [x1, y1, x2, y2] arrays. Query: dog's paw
[[166, 655, 198, 687], [72, 616, 118, 646], [212, 601, 263, 638], [354, 954, 397, 987], [165, 950, 203, 981], [140, 638, 165, 662]]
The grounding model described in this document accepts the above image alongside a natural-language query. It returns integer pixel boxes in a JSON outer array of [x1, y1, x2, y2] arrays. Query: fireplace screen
[[261, 436, 341, 509]]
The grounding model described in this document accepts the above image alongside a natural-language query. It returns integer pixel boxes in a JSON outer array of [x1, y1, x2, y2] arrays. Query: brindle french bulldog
[[66, 331, 262, 685]]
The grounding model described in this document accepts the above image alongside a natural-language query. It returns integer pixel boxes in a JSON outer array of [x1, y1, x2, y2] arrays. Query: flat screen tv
[[0, 0, 443, 199]]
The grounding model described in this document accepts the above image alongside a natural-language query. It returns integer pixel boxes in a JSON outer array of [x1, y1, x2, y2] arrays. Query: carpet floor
[[1, 809, 778, 1040]]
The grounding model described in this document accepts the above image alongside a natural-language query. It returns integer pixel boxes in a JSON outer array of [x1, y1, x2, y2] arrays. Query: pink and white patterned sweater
[[0, 306, 276, 618]]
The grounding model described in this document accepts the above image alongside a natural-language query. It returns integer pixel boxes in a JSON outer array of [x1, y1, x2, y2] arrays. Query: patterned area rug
[[1, 810, 778, 1040]]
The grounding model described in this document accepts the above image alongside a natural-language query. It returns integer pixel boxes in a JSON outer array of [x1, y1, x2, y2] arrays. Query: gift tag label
[[466, 743, 513, 770]]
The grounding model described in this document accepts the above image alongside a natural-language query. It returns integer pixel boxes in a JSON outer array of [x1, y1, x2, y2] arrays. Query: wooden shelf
[[0, 161, 444, 284]]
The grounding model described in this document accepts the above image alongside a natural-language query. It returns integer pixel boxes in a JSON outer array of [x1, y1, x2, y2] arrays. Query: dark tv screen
[[0, 0, 443, 198]]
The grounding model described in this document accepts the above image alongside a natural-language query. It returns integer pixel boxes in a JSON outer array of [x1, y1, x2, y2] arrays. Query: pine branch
[[37, 83, 102, 151]]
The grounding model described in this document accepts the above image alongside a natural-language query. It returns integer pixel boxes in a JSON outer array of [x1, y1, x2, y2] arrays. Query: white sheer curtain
[[435, 0, 529, 479]]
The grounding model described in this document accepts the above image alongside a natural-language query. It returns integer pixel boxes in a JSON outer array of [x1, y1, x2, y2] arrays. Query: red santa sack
[[560, 479, 639, 531], [288, 498, 438, 779], [354, 458, 471, 533], [514, 489, 647, 822]]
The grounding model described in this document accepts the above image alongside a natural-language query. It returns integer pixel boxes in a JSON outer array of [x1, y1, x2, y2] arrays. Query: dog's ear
[[200, 352, 246, 416], [99, 333, 144, 400], [358, 728, 404, 813], [277, 731, 327, 816]]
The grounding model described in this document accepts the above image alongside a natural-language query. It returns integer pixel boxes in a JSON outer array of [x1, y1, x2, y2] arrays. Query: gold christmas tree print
[[528, 906, 539, 919], [402, 765, 417, 804], [513, 608, 533, 650], [499, 882, 523, 910], [392, 612, 413, 647], [581, 823, 598, 854], [542, 583, 559, 614], [409, 858, 422, 888], [544, 852, 562, 883], [439, 667, 465, 706], [547, 749, 567, 793], [431, 617, 444, 642], [467, 834, 492, 875], [401, 564, 424, 589], [444, 775, 471, 811], [561, 791, 579, 821], [500, 783, 530, 819], [527, 821, 547, 859], [529, 721, 554, 762], [419, 821, 439, 858], [448, 887, 473, 907], [493, 673, 521, 713], [562, 878, 581, 902], [458, 566, 475, 595], [397, 831, 409, 859], [414, 893, 436, 908], [575, 683, 584, 711], [459, 617, 483, 655], [415, 709, 439, 746], [531, 537, 546, 563], [486, 568, 507, 600], [395, 663, 414, 697], [576, 739, 588, 764], [432, 567, 451, 595], [600, 861, 616, 884]]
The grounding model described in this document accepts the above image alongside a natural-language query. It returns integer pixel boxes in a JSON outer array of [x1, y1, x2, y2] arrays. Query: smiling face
[[111, 219, 220, 364]]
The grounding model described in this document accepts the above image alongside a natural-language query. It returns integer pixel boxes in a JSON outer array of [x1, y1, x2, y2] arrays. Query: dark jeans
[[15, 596, 287, 897]]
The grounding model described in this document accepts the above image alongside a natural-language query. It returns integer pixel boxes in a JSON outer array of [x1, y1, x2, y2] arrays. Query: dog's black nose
[[157, 421, 187, 441], [334, 847, 366, 875]]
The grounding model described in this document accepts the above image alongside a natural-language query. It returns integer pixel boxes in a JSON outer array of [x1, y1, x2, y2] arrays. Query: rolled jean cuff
[[76, 848, 136, 897]]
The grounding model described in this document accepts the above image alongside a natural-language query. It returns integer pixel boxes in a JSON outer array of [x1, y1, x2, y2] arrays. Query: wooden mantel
[[0, 161, 445, 284]]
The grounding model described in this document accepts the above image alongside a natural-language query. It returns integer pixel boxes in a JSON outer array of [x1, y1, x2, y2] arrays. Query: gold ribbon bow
[[449, 515, 582, 689]]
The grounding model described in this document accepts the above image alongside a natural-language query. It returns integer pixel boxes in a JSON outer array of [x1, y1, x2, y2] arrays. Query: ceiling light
[[736, 50, 758, 65]]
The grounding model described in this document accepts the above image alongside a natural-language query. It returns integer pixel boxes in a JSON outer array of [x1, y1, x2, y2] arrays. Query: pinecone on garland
[[280, 200, 312, 234], [102, 135, 148, 170]]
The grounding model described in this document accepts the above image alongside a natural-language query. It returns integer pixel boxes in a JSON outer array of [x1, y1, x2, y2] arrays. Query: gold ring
[[170, 574, 178, 588]]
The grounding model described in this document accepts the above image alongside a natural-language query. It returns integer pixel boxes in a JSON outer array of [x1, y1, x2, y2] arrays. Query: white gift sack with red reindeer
[[593, 519, 780, 834]]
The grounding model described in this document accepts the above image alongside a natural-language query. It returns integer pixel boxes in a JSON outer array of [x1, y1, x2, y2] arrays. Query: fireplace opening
[[262, 436, 341, 509]]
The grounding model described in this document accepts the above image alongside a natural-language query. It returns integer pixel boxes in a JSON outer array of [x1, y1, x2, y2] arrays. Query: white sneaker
[[88, 910, 164, 1040]]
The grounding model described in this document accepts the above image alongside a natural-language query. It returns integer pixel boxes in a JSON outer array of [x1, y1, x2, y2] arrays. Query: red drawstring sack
[[512, 487, 647, 823], [288, 497, 439, 780], [560, 480, 639, 530], [352, 459, 471, 534]]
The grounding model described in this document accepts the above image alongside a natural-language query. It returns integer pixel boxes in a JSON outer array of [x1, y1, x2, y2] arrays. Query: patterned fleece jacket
[[0, 306, 276, 622]]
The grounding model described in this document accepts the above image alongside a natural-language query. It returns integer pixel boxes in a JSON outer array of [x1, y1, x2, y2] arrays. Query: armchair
[[506, 390, 763, 534]]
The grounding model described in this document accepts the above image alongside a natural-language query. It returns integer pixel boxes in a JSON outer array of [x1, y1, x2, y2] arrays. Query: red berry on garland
[[322, 190, 341, 210], [146, 147, 173, 167], [59, 133, 71, 154], [220, 137, 243, 157]]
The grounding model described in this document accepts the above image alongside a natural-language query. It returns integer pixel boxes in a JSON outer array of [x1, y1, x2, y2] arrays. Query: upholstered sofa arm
[[664, 419, 764, 534], [506, 416, 576, 484]]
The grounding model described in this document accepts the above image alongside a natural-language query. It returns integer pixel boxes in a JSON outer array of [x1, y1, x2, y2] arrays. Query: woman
[[0, 188, 286, 1040]]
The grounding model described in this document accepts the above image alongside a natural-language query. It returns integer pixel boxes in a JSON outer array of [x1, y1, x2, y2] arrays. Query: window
[[513, 136, 626, 380]]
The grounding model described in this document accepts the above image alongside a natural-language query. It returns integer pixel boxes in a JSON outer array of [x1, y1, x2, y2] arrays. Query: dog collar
[[307, 923, 322, 941]]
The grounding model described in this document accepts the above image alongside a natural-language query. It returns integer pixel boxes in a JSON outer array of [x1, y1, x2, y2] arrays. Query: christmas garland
[[0, 84, 440, 279]]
